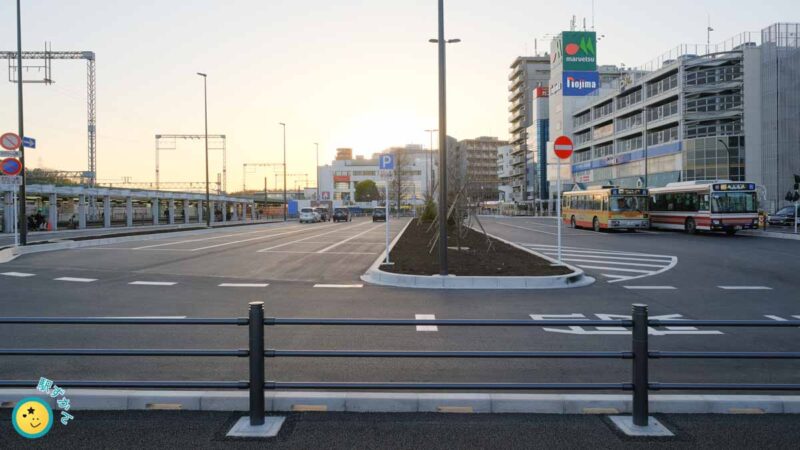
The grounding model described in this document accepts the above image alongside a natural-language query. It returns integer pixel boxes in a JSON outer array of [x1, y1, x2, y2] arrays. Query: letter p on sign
[[379, 154, 395, 170]]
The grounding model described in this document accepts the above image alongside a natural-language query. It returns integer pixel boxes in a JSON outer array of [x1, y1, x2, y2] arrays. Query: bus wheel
[[685, 218, 697, 234], [570, 216, 576, 228], [593, 217, 601, 232]]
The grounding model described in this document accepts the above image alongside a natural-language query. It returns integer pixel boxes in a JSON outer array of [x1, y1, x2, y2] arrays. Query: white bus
[[648, 181, 760, 235]]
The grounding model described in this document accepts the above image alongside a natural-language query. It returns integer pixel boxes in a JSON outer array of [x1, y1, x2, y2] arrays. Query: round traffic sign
[[0, 158, 22, 176], [554, 135, 573, 160], [1, 132, 22, 151]]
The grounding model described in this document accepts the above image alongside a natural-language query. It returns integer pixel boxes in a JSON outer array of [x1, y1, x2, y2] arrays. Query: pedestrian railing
[[1, 303, 799, 428]]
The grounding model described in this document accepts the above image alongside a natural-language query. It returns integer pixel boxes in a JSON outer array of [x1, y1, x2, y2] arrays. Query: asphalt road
[[0, 215, 798, 391], [2, 411, 799, 449]]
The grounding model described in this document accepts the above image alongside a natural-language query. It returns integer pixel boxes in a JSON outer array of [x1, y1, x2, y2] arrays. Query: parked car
[[768, 205, 798, 226], [333, 208, 351, 222], [299, 207, 318, 224], [372, 208, 387, 222], [314, 207, 331, 222]]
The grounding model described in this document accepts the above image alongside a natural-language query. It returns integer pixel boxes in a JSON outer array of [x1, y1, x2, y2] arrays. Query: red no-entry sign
[[554, 135, 574, 160]]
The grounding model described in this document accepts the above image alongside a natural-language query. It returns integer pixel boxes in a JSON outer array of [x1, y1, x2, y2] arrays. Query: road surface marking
[[316, 225, 383, 253], [129, 281, 178, 286], [718, 286, 773, 290], [1, 272, 35, 277], [313, 284, 363, 288], [523, 244, 677, 283], [260, 250, 378, 255], [98, 316, 187, 319], [189, 225, 325, 251], [219, 283, 270, 288], [133, 224, 302, 249], [623, 286, 677, 290], [531, 313, 723, 336], [257, 221, 372, 252], [415, 314, 438, 332], [54, 277, 97, 283]]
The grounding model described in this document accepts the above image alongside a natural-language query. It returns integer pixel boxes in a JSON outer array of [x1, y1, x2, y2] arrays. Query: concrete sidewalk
[[2, 410, 799, 449]]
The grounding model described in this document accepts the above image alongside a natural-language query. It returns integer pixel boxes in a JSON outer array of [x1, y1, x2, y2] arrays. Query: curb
[[0, 220, 290, 264], [361, 220, 594, 289], [739, 230, 800, 241], [1, 389, 797, 414]]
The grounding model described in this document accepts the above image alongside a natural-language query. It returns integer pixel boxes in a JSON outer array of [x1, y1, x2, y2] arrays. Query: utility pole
[[197, 72, 210, 227], [16, 0, 27, 245], [264, 176, 268, 217], [314, 142, 319, 201], [280, 123, 287, 221]]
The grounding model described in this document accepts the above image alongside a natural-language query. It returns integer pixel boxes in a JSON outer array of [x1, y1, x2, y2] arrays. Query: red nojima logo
[[565, 43, 580, 56]]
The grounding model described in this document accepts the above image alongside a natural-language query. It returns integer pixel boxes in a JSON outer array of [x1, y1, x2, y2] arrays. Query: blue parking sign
[[379, 154, 394, 170]]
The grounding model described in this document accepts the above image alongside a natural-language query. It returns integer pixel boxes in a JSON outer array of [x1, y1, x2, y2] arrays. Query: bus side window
[[603, 196, 609, 211], [699, 194, 709, 211]]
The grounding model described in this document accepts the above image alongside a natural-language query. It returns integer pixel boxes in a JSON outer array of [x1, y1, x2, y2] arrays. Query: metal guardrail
[[1, 303, 799, 428]]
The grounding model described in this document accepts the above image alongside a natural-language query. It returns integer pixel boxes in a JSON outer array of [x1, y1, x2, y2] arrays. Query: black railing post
[[248, 302, 265, 426], [632, 304, 649, 426]]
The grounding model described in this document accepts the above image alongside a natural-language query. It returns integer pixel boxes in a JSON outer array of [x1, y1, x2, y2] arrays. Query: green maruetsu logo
[[561, 31, 597, 71]]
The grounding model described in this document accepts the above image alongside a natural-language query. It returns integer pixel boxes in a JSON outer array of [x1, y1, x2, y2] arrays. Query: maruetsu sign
[[561, 31, 597, 71], [563, 71, 599, 96]]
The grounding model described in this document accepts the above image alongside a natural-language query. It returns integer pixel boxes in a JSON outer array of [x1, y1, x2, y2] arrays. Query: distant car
[[315, 207, 331, 222], [372, 208, 386, 222], [333, 208, 351, 222], [768, 205, 798, 226], [299, 207, 318, 224]]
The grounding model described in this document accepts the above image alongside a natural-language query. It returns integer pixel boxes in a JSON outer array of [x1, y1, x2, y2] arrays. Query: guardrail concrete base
[[226, 416, 285, 438], [609, 416, 674, 437]]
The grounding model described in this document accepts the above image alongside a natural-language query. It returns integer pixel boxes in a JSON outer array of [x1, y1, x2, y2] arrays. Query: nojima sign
[[562, 31, 597, 71], [563, 71, 600, 96]]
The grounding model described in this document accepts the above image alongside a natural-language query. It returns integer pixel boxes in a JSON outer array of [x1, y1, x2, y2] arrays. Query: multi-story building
[[525, 87, 550, 200], [563, 23, 800, 211], [335, 148, 353, 160], [451, 137, 509, 202], [508, 56, 550, 202], [497, 145, 514, 202]]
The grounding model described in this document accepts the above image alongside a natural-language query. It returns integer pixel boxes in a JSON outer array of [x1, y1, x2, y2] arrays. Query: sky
[[1, 0, 798, 192]]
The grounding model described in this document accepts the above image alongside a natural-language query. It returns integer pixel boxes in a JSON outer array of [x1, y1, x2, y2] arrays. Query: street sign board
[[563, 71, 599, 96], [0, 158, 22, 176], [554, 136, 574, 160], [379, 154, 395, 170], [22, 136, 36, 149], [0, 151, 21, 158], [1, 132, 22, 151], [0, 175, 22, 185]]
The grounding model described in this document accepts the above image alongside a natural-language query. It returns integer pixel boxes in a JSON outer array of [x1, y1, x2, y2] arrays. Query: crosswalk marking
[[54, 277, 97, 283], [1, 272, 35, 277], [415, 314, 438, 332], [129, 281, 177, 286], [524, 244, 677, 283], [218, 283, 270, 288], [718, 286, 772, 290]]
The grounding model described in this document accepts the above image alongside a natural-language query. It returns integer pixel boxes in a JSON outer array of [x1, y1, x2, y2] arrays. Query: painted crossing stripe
[[129, 281, 178, 286], [415, 314, 438, 332], [623, 286, 677, 290], [313, 284, 363, 288], [718, 286, 772, 290], [1, 272, 35, 277], [54, 277, 97, 283], [218, 283, 270, 288]]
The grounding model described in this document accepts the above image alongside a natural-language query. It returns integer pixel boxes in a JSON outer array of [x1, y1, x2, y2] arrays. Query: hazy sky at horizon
[[1, 0, 797, 191]]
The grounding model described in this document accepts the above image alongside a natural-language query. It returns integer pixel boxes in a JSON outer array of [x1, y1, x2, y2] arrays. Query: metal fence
[[1, 303, 799, 428]]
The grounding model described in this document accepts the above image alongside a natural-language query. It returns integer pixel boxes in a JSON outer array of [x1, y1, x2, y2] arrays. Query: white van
[[299, 207, 318, 223]]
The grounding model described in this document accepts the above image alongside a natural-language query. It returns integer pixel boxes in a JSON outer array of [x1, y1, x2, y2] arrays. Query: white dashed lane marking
[[129, 281, 178, 286], [1, 272, 35, 277], [718, 286, 773, 290], [54, 277, 97, 283], [623, 286, 677, 290], [313, 284, 363, 288], [218, 283, 270, 288], [415, 314, 438, 332], [523, 244, 677, 283]]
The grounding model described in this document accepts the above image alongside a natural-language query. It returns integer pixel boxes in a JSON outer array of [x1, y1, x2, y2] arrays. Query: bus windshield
[[711, 192, 757, 213], [610, 196, 646, 212]]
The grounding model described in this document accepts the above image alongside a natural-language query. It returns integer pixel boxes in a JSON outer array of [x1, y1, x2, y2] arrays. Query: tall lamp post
[[279, 122, 287, 221], [314, 142, 320, 201], [15, 0, 27, 245], [425, 129, 437, 196], [197, 72, 210, 227], [430, 0, 460, 275]]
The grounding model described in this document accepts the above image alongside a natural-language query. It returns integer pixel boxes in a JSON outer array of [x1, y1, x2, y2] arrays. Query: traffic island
[[362, 219, 593, 289]]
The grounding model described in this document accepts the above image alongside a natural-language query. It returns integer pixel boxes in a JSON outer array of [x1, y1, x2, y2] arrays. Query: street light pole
[[280, 123, 287, 221], [425, 129, 437, 197], [16, 0, 27, 246], [314, 142, 319, 201], [435, 0, 448, 275], [197, 72, 210, 227]]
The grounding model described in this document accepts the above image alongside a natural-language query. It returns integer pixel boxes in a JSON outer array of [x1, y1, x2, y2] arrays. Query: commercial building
[[335, 148, 353, 160], [561, 23, 800, 211], [507, 56, 551, 202], [526, 87, 550, 200], [497, 145, 514, 202], [451, 136, 509, 202]]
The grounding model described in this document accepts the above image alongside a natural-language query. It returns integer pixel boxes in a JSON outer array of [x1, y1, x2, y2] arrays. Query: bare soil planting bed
[[382, 219, 571, 277]]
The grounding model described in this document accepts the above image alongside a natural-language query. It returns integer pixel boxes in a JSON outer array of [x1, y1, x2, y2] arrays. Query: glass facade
[[683, 136, 744, 181]]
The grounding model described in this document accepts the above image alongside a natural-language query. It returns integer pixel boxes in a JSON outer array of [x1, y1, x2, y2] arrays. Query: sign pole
[[385, 179, 390, 264], [13, 189, 18, 247], [557, 158, 562, 263], [16, 0, 27, 246]]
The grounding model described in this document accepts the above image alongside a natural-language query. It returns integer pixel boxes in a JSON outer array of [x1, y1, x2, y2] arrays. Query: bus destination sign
[[713, 183, 756, 192], [611, 188, 647, 196]]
